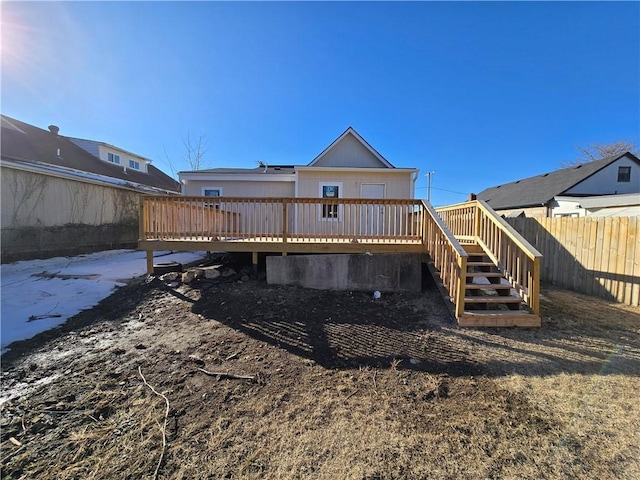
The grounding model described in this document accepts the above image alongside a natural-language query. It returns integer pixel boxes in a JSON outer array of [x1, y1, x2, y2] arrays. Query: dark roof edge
[[558, 152, 640, 194]]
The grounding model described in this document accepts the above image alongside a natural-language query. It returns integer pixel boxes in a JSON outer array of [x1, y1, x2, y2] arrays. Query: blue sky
[[2, 1, 638, 206]]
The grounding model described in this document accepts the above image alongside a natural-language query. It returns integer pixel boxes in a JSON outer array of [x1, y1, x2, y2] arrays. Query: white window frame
[[318, 182, 343, 221], [202, 187, 223, 197], [202, 187, 223, 208], [618, 166, 631, 183], [128, 159, 140, 170], [107, 152, 121, 165]]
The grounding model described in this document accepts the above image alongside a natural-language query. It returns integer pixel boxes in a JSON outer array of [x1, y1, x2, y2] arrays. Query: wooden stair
[[458, 244, 541, 327]]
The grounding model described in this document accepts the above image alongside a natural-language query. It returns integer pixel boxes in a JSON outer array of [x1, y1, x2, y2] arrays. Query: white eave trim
[[180, 173, 295, 182], [295, 166, 418, 174]]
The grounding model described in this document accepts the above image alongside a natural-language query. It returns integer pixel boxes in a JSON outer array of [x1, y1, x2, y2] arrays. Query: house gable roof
[[0, 114, 180, 193], [307, 127, 395, 168], [477, 153, 640, 210]]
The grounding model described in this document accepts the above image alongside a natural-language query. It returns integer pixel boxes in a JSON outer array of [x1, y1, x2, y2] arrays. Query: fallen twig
[[344, 390, 359, 402], [225, 350, 243, 361], [197, 367, 255, 381], [138, 366, 170, 480]]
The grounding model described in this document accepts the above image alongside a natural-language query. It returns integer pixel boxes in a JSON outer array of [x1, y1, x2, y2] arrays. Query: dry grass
[[1, 282, 639, 479]]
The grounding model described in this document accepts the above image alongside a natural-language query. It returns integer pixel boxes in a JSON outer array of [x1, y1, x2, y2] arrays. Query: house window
[[203, 188, 221, 197], [618, 166, 631, 182], [202, 188, 222, 208], [107, 152, 120, 164], [129, 159, 140, 170], [321, 184, 340, 219]]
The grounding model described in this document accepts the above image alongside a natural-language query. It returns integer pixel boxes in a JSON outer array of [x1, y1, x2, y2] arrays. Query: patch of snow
[[1, 249, 206, 352]]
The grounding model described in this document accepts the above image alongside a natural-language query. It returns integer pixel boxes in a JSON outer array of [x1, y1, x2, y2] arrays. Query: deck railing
[[437, 200, 543, 315], [421, 201, 469, 318], [142, 196, 428, 243], [140, 196, 473, 318]]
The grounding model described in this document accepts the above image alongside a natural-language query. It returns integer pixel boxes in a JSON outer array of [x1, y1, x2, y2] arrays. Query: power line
[[416, 186, 468, 195]]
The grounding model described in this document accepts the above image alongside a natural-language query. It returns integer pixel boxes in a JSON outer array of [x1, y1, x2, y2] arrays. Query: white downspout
[[411, 171, 419, 199]]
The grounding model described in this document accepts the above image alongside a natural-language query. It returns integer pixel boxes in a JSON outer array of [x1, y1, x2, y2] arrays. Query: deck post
[[473, 200, 481, 241], [282, 199, 288, 244], [252, 251, 259, 276], [455, 255, 467, 319], [532, 257, 541, 315], [139, 195, 146, 242], [146, 250, 154, 275]]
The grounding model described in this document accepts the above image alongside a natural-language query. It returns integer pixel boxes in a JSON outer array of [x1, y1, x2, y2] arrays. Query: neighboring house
[[552, 193, 640, 218], [477, 152, 640, 218], [179, 127, 419, 202], [1, 114, 179, 262]]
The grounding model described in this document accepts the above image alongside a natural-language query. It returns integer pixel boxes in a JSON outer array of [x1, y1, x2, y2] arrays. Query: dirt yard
[[2, 256, 639, 479]]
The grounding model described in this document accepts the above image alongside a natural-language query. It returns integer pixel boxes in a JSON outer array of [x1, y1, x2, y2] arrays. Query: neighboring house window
[[107, 152, 120, 164], [618, 166, 631, 182], [554, 213, 579, 218], [321, 184, 340, 219], [129, 159, 140, 170]]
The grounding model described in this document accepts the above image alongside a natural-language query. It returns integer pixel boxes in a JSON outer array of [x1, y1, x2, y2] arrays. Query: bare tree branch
[[161, 144, 178, 180], [183, 131, 208, 171], [563, 141, 639, 167]]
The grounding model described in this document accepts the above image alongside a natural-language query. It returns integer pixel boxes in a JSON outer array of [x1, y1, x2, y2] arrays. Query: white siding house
[[179, 127, 419, 201], [478, 153, 640, 218]]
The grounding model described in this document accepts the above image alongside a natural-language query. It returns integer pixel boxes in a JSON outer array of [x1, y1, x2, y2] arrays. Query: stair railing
[[437, 200, 542, 316], [421, 201, 469, 318]]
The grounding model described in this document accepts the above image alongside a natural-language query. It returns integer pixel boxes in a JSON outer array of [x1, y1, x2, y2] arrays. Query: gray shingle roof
[[192, 165, 296, 175], [477, 153, 640, 210], [1, 115, 180, 193]]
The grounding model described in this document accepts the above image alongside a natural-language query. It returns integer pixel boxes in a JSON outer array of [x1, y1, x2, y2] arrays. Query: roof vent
[[48, 125, 60, 135]]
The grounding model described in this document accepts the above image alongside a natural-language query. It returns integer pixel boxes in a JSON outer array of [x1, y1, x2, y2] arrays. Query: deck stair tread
[[452, 243, 540, 326], [468, 261, 495, 267], [466, 272, 504, 278], [466, 284, 512, 290], [463, 310, 533, 316], [459, 311, 541, 327], [464, 296, 523, 304]]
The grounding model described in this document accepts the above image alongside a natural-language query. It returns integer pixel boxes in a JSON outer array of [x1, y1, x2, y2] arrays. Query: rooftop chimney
[[48, 125, 59, 135]]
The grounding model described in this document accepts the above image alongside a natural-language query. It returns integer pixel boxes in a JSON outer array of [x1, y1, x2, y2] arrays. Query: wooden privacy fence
[[506, 216, 640, 306], [437, 200, 543, 316]]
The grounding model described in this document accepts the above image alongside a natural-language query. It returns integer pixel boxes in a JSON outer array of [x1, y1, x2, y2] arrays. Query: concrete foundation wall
[[266, 253, 422, 292]]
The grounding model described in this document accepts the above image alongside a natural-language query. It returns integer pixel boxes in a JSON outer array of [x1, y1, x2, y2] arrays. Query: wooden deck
[[139, 196, 541, 327]]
